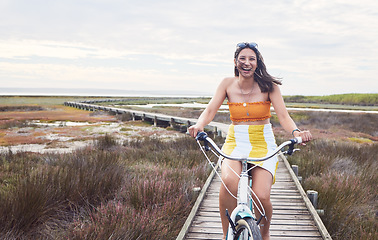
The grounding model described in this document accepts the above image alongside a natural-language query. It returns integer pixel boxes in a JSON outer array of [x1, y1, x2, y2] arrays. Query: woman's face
[[235, 48, 257, 78]]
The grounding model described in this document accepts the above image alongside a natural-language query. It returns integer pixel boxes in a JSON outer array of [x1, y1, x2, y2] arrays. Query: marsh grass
[[0, 134, 208, 239], [115, 112, 133, 121], [0, 147, 124, 239], [0, 120, 31, 129], [0, 106, 45, 112], [285, 139, 377, 239], [1, 95, 376, 239], [119, 105, 377, 137], [94, 133, 118, 150], [271, 111, 378, 137], [283, 93, 378, 106]]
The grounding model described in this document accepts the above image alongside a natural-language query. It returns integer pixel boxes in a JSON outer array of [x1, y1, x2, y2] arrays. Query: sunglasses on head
[[236, 42, 258, 49]]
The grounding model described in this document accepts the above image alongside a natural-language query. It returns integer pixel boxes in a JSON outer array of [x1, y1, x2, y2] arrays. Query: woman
[[188, 42, 312, 240]]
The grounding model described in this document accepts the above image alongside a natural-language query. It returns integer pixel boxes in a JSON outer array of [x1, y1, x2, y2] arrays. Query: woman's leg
[[251, 167, 273, 240], [219, 158, 241, 240]]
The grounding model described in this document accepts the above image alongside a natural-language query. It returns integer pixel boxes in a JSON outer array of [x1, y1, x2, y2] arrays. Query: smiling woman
[[188, 42, 313, 239], [234, 43, 281, 93]]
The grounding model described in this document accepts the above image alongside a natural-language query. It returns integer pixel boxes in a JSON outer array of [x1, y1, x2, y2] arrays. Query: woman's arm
[[188, 78, 229, 137], [270, 84, 312, 142]]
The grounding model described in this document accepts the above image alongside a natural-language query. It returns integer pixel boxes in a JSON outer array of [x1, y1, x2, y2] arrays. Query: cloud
[[0, 0, 377, 95]]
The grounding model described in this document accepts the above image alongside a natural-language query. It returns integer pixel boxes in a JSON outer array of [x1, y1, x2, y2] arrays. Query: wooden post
[[307, 190, 318, 209], [217, 130, 222, 137], [186, 120, 191, 133], [213, 126, 218, 138], [317, 209, 325, 216], [291, 165, 302, 183], [292, 165, 299, 177], [298, 176, 303, 184], [154, 116, 158, 127]]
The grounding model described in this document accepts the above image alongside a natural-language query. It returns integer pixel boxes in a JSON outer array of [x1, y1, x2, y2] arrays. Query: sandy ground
[[0, 109, 183, 154], [1, 104, 375, 154]]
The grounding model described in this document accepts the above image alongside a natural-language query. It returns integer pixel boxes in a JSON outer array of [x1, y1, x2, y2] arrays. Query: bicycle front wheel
[[233, 217, 262, 240]]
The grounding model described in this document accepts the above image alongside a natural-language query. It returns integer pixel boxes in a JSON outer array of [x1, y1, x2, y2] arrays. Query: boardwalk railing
[[65, 100, 332, 239], [64, 101, 229, 136]]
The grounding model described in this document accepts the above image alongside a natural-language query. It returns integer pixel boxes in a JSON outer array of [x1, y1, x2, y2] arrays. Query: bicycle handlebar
[[195, 131, 302, 162]]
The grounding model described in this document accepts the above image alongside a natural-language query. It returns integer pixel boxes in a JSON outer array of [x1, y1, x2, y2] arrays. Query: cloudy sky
[[1, 0, 377, 96]]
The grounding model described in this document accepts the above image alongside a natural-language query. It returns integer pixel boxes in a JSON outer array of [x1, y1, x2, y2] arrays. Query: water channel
[[124, 102, 378, 114]]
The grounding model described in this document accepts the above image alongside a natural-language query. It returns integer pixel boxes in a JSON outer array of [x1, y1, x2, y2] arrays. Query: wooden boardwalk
[[180, 156, 329, 239], [64, 100, 331, 240]]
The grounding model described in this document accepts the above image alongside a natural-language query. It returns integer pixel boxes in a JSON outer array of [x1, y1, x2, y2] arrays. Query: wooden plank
[[175, 164, 220, 240], [190, 225, 321, 233], [280, 155, 333, 240]]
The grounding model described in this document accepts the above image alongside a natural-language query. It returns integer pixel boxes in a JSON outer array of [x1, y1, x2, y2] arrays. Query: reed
[[283, 93, 378, 106], [0, 146, 124, 239], [271, 111, 378, 137], [0, 119, 30, 129], [0, 106, 45, 112], [0, 134, 208, 239], [285, 139, 377, 239]]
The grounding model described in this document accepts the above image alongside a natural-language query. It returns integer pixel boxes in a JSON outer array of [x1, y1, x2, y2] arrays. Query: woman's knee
[[221, 160, 241, 190], [221, 172, 239, 193], [251, 167, 273, 203], [253, 189, 271, 204]]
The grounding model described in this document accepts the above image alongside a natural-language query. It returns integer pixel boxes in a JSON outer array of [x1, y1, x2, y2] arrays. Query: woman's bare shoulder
[[220, 77, 237, 86], [223, 76, 237, 82], [271, 83, 282, 95]]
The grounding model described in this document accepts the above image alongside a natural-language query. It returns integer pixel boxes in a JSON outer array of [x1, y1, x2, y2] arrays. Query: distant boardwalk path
[[65, 100, 332, 240]]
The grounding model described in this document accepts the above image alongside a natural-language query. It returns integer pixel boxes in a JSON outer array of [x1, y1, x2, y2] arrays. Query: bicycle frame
[[225, 160, 255, 240], [195, 131, 301, 240]]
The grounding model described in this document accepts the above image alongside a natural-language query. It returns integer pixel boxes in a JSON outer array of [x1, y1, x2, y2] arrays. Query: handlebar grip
[[195, 131, 208, 141], [295, 137, 303, 144]]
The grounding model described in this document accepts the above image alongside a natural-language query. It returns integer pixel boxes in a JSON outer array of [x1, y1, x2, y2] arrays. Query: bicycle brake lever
[[195, 131, 208, 141], [285, 147, 301, 156], [286, 143, 295, 155], [196, 132, 211, 151], [285, 137, 302, 155]]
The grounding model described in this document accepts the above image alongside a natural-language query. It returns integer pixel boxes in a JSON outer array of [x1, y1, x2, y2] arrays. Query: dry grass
[[1, 96, 377, 239], [0, 106, 116, 123], [284, 139, 377, 239], [0, 105, 120, 147], [0, 134, 209, 239]]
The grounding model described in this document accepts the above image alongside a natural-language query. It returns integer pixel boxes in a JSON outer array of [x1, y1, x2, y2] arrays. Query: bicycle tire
[[233, 217, 262, 240]]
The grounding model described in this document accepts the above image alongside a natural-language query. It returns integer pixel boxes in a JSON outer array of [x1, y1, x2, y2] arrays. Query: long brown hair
[[234, 45, 281, 92]]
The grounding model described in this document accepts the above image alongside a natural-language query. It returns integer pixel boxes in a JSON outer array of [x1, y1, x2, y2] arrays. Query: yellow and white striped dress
[[221, 124, 279, 184]]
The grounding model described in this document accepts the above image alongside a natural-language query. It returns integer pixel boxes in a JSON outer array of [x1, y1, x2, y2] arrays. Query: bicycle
[[195, 131, 302, 240]]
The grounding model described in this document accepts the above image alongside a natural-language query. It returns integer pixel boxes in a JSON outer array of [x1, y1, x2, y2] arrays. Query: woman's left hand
[[294, 130, 312, 144]]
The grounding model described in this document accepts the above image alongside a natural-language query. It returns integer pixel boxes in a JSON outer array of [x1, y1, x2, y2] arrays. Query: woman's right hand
[[188, 125, 203, 138]]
